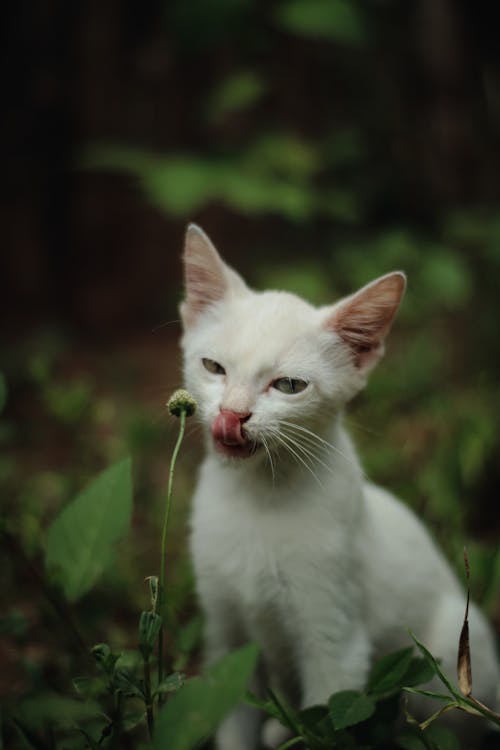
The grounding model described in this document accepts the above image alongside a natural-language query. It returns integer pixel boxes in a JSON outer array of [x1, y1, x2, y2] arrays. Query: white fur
[[180, 226, 499, 749]]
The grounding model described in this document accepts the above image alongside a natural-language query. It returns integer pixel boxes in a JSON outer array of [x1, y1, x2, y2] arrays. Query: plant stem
[[158, 409, 187, 693], [143, 654, 154, 739], [275, 738, 304, 750]]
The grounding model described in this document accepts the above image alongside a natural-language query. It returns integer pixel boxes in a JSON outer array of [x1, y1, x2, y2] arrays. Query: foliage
[[45, 458, 133, 601], [3, 0, 500, 748]]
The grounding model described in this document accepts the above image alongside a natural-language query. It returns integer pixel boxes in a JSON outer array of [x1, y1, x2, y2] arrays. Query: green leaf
[[45, 457, 133, 601], [403, 687, 453, 703], [208, 70, 265, 121], [367, 647, 414, 696], [328, 690, 375, 730], [154, 672, 186, 697], [409, 634, 458, 698], [402, 657, 436, 688], [72, 675, 107, 699], [16, 692, 101, 729], [113, 668, 145, 699], [275, 0, 366, 45], [397, 726, 430, 750], [424, 724, 461, 750], [138, 610, 163, 657], [152, 644, 259, 750]]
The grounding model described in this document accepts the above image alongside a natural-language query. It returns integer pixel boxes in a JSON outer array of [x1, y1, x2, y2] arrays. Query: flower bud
[[167, 389, 197, 417]]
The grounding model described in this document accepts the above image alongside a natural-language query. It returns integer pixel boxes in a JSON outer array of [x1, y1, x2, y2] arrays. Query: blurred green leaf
[[417, 251, 471, 311], [44, 379, 93, 425], [275, 0, 366, 45], [16, 693, 101, 729], [45, 458, 133, 601], [152, 644, 258, 750], [244, 133, 319, 178], [208, 70, 265, 121]]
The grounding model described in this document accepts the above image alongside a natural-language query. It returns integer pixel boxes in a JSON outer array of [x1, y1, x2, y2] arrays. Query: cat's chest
[[190, 460, 352, 607]]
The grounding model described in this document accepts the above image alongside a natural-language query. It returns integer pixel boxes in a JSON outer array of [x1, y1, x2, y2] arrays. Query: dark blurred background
[[1, 0, 499, 745]]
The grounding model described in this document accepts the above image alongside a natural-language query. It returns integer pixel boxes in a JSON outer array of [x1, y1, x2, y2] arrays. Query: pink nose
[[212, 409, 251, 446]]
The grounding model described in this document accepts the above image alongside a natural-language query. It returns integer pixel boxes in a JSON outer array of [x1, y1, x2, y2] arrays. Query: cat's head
[[180, 224, 405, 462]]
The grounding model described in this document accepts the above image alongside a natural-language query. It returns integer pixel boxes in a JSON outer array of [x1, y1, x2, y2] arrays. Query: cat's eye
[[202, 358, 226, 375], [272, 377, 308, 395]]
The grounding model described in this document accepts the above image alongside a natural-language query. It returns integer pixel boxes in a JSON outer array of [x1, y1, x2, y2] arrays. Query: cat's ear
[[324, 272, 406, 370], [180, 224, 246, 327]]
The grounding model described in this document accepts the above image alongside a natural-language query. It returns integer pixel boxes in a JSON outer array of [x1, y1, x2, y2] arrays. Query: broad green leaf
[[45, 458, 133, 601], [367, 647, 414, 696], [152, 644, 259, 750], [328, 690, 375, 730], [402, 657, 436, 688], [275, 0, 366, 45], [425, 723, 461, 750], [397, 727, 430, 750]]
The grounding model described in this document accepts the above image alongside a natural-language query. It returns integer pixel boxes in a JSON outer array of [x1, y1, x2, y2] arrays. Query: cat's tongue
[[212, 411, 246, 446], [212, 410, 253, 457]]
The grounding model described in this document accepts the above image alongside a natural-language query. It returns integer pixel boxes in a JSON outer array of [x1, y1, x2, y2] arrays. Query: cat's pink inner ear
[[181, 224, 230, 325], [327, 272, 406, 367]]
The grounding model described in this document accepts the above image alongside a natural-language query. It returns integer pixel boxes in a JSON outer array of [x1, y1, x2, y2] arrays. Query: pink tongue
[[212, 411, 246, 446]]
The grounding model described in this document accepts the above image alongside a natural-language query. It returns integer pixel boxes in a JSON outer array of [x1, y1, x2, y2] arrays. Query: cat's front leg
[[298, 621, 371, 708]]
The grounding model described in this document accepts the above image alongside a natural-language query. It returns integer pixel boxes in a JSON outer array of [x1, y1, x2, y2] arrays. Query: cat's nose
[[212, 409, 252, 446]]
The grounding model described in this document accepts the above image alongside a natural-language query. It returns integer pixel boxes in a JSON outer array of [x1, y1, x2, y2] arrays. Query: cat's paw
[[261, 718, 293, 749]]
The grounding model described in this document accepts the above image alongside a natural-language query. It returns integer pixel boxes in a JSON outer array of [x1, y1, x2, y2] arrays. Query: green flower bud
[[167, 389, 197, 417]]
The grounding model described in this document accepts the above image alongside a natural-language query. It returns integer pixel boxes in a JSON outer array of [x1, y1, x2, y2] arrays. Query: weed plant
[[1, 380, 498, 750]]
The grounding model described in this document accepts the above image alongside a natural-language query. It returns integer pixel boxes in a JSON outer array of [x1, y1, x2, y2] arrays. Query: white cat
[[180, 224, 498, 749]]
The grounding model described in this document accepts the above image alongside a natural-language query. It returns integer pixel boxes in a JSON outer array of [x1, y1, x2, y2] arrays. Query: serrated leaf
[[45, 458, 132, 601], [367, 647, 414, 696], [328, 690, 375, 730], [152, 644, 259, 750]]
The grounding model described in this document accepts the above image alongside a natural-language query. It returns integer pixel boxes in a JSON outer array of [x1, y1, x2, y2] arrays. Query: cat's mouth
[[213, 438, 260, 459], [211, 410, 260, 459]]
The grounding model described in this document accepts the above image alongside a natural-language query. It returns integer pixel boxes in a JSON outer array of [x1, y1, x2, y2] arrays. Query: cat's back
[[360, 483, 462, 641]]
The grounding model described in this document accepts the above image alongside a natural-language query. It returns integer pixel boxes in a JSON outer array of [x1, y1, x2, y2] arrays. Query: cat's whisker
[[280, 420, 362, 474], [266, 427, 324, 488], [260, 435, 276, 486], [279, 427, 336, 477]]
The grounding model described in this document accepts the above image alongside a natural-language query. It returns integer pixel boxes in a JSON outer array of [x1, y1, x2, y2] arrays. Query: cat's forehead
[[207, 289, 319, 362]]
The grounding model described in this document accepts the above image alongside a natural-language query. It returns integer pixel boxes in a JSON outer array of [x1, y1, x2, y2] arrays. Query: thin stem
[[143, 654, 154, 739], [275, 737, 303, 750], [158, 410, 187, 692]]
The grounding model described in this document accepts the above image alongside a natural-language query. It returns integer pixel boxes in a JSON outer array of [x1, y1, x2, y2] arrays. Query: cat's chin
[[213, 438, 261, 459]]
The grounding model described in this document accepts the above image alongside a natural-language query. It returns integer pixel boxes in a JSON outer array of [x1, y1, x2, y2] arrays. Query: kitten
[[180, 224, 498, 749]]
